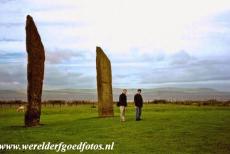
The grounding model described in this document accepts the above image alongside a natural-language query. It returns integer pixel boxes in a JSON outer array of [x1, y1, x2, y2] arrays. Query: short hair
[[123, 89, 127, 92], [137, 89, 142, 92]]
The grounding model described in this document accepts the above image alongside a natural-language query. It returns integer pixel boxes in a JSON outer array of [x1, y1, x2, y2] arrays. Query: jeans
[[120, 106, 126, 121], [136, 106, 142, 120]]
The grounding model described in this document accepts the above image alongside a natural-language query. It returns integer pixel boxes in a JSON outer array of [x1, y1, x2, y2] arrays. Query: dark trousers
[[135, 106, 142, 120]]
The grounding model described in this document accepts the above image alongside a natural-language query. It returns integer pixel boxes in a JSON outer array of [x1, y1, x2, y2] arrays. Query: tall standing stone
[[24, 15, 45, 127], [96, 47, 114, 117]]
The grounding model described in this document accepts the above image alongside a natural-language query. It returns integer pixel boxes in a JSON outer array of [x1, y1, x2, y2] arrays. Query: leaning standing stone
[[24, 15, 45, 127]]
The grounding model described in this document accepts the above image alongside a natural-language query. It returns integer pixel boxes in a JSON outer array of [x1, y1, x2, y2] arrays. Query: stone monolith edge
[[24, 15, 45, 127], [96, 47, 114, 117]]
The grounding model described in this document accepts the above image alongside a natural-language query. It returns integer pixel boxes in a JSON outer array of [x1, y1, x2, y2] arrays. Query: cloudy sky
[[0, 0, 230, 91]]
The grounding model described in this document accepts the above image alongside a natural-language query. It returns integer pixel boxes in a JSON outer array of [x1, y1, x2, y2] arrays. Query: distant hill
[[143, 87, 218, 93], [0, 88, 230, 101]]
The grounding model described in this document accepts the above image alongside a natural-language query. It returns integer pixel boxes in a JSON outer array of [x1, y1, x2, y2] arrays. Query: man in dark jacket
[[134, 89, 143, 121], [119, 89, 127, 122]]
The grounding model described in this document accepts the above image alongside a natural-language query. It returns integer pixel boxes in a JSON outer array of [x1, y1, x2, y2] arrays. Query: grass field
[[0, 104, 230, 154]]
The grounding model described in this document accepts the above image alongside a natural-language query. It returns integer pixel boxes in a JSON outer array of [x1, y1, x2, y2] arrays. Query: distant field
[[0, 104, 230, 154]]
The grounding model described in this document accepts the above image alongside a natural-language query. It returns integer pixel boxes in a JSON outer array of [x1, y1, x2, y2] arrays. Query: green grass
[[0, 104, 230, 154]]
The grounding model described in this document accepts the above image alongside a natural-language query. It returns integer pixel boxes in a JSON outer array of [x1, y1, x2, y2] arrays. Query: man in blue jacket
[[134, 89, 143, 121]]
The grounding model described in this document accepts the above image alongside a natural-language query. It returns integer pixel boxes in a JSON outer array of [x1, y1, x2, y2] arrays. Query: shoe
[[136, 119, 140, 121]]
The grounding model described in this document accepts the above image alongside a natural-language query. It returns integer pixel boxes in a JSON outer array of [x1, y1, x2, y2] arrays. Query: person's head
[[137, 89, 142, 94], [122, 89, 127, 94]]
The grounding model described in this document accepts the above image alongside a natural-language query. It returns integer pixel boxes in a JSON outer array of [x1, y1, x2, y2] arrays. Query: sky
[[0, 0, 230, 91]]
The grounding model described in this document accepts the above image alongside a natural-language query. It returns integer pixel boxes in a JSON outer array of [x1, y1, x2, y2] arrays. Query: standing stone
[[24, 15, 45, 127], [96, 47, 114, 117]]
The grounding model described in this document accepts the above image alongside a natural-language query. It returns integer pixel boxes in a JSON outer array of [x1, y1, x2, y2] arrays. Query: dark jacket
[[134, 94, 143, 107], [119, 93, 127, 107]]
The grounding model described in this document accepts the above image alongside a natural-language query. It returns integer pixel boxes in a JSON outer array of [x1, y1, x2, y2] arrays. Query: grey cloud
[[140, 56, 230, 85], [0, 0, 16, 4], [46, 49, 93, 64], [109, 50, 230, 89], [0, 63, 96, 90], [0, 38, 23, 42], [213, 11, 230, 27], [0, 64, 26, 85], [0, 22, 24, 27], [44, 65, 96, 89], [0, 52, 26, 64], [169, 50, 194, 65]]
